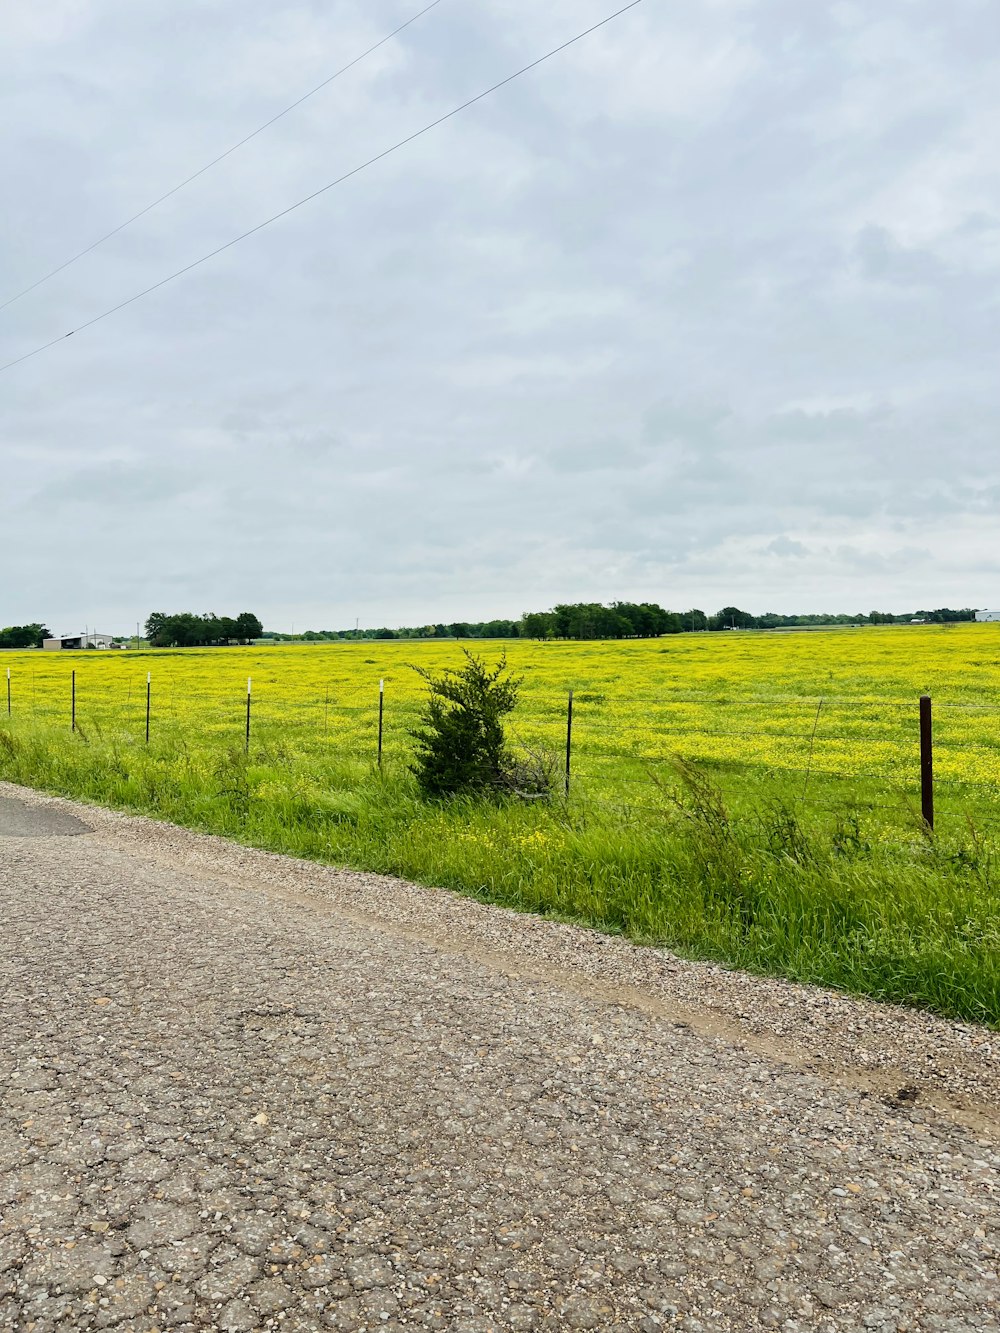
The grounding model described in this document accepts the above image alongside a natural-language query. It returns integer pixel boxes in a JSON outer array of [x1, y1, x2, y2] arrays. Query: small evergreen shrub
[[410, 651, 549, 800]]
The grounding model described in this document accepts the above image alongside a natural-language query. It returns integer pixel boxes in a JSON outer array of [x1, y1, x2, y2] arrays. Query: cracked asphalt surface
[[0, 785, 997, 1331]]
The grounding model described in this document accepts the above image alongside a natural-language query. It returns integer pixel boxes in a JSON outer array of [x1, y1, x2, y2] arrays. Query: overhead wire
[[0, 0, 447, 315], [0, 0, 646, 377]]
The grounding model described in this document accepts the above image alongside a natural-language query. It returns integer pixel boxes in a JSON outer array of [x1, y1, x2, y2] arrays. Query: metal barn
[[42, 633, 117, 650]]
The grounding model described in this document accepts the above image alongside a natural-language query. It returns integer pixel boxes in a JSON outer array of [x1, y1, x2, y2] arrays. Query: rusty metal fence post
[[919, 694, 933, 830], [378, 679, 384, 768]]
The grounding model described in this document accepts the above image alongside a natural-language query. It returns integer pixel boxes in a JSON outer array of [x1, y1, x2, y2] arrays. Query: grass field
[[2, 624, 999, 1024]]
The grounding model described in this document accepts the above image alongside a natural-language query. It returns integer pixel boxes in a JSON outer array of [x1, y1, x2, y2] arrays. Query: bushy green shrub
[[410, 652, 526, 799]]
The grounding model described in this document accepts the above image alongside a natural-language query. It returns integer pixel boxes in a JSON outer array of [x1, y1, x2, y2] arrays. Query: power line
[[0, 0, 447, 316], [0, 0, 645, 378]]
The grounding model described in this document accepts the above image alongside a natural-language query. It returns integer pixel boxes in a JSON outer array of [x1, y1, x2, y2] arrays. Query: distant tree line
[[263, 603, 679, 641], [866, 608, 976, 624], [267, 620, 524, 643], [0, 605, 978, 652], [145, 611, 263, 648], [260, 604, 978, 642], [0, 623, 50, 649]]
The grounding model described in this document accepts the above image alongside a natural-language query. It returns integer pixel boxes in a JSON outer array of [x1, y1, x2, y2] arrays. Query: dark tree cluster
[[144, 611, 263, 648], [0, 623, 49, 649], [520, 602, 683, 639]]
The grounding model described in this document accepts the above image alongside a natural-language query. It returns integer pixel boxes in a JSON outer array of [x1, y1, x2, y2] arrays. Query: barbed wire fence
[[2, 666, 999, 836]]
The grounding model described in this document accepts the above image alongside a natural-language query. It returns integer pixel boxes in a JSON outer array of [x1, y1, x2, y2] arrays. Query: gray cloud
[[2, 0, 999, 632], [762, 537, 808, 560], [32, 462, 196, 508]]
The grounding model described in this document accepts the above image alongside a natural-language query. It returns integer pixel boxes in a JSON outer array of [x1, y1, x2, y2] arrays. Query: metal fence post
[[145, 672, 151, 744], [6, 668, 9, 716], [378, 679, 384, 767], [71, 670, 76, 732], [919, 694, 933, 831], [245, 677, 252, 753], [565, 689, 574, 798]]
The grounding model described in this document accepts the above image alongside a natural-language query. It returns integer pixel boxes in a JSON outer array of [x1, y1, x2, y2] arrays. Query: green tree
[[480, 619, 519, 637], [144, 610, 262, 647], [144, 612, 171, 647], [0, 623, 49, 648], [712, 606, 756, 630], [235, 612, 263, 644], [520, 612, 552, 639]]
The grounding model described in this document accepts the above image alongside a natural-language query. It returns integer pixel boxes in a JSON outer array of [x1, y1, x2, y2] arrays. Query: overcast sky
[[2, 0, 998, 633]]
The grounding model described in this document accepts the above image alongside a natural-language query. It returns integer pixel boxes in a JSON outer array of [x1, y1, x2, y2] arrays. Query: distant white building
[[43, 632, 116, 650], [975, 610, 1000, 623]]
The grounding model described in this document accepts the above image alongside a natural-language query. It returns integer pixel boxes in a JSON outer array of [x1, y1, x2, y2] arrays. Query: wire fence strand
[[4, 670, 1000, 820]]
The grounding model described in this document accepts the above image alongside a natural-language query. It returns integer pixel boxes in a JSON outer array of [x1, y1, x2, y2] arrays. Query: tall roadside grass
[[1, 720, 997, 1026]]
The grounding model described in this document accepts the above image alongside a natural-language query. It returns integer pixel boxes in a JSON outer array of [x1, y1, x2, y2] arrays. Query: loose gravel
[[0, 781, 997, 1332]]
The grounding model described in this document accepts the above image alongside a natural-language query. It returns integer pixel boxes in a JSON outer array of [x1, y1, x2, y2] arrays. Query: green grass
[[1, 717, 997, 1027]]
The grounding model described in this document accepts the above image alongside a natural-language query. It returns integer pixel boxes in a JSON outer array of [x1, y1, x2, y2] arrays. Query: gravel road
[[0, 782, 997, 1332]]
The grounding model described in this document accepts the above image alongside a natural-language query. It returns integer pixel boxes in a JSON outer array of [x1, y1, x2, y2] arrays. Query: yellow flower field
[[4, 622, 999, 801]]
